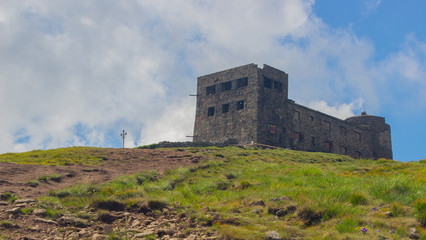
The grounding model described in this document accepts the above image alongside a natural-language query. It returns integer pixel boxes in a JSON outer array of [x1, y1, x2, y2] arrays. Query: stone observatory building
[[193, 64, 393, 159]]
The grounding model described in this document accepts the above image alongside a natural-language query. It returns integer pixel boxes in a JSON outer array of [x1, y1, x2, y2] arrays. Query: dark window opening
[[339, 126, 346, 136], [340, 146, 347, 155], [236, 100, 244, 110], [222, 104, 229, 113], [269, 124, 277, 135], [295, 132, 302, 142], [207, 107, 215, 117], [221, 81, 232, 91], [310, 116, 314, 122], [273, 81, 283, 92], [206, 85, 216, 95], [354, 131, 361, 141], [311, 136, 315, 144], [282, 127, 286, 134], [325, 141, 331, 152], [355, 151, 362, 159], [236, 77, 248, 88], [264, 77, 273, 88]]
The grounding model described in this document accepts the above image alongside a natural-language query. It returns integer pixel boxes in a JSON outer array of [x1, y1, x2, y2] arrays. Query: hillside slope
[[0, 146, 425, 239]]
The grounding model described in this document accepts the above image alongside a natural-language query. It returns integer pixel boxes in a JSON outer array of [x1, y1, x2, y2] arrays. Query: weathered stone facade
[[193, 64, 392, 159]]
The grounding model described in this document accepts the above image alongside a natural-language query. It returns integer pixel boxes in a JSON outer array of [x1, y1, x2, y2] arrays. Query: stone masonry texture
[[193, 64, 392, 159]]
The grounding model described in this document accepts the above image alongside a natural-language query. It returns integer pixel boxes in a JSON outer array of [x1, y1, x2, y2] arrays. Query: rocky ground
[[0, 148, 221, 240]]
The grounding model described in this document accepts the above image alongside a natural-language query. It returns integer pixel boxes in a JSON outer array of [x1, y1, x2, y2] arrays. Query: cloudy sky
[[1, 0, 425, 161]]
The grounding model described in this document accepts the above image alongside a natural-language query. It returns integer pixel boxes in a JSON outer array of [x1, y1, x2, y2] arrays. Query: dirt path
[[0, 148, 203, 199]]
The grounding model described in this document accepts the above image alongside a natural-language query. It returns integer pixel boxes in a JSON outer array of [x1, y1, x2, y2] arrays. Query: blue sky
[[0, 0, 425, 162]]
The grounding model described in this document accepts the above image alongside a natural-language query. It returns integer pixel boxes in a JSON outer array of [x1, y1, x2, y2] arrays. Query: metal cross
[[120, 130, 127, 148]]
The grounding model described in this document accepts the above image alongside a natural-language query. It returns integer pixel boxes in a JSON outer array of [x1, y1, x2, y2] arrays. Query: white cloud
[[363, 0, 382, 13], [139, 98, 195, 145], [308, 99, 364, 120], [0, 0, 425, 153]]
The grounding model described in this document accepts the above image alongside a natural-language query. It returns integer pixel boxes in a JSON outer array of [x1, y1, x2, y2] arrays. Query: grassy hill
[[1, 146, 425, 239]]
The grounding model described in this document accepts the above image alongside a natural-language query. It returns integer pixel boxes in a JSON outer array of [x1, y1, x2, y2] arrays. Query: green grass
[[3, 146, 425, 239], [0, 147, 108, 165]]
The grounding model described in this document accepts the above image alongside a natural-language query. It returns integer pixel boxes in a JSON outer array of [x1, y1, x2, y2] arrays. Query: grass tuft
[[349, 193, 368, 206], [0, 192, 17, 203]]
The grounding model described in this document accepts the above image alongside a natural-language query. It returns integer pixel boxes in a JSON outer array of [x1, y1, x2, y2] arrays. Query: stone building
[[193, 64, 393, 159]]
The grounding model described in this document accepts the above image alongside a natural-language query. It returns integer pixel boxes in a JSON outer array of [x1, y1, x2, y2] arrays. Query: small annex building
[[193, 64, 393, 159]]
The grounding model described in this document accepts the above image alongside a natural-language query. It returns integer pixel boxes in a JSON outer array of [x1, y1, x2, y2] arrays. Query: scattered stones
[[33, 208, 47, 217], [0, 201, 219, 240], [134, 229, 155, 238], [409, 227, 420, 239], [266, 231, 282, 240], [0, 201, 8, 206], [28, 225, 41, 232], [186, 234, 198, 240], [57, 215, 90, 228], [92, 233, 108, 240]]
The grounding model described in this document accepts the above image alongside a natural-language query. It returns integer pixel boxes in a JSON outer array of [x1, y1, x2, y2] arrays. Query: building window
[[268, 124, 277, 135], [221, 81, 232, 91], [295, 132, 302, 142], [355, 151, 362, 159], [311, 136, 315, 145], [264, 76, 273, 88], [340, 146, 347, 155], [310, 116, 314, 122], [236, 100, 244, 110], [236, 77, 248, 88], [339, 126, 346, 136], [323, 121, 331, 130], [354, 131, 361, 141], [324, 141, 331, 152], [222, 104, 229, 113], [206, 85, 216, 95], [207, 107, 215, 117], [274, 81, 283, 92], [294, 111, 300, 121]]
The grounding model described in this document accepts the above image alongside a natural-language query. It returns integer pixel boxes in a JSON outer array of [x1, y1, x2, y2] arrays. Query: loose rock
[[14, 198, 35, 204], [34, 217, 58, 225], [5, 207, 21, 215], [250, 200, 265, 206], [266, 231, 282, 240], [33, 208, 47, 217]]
